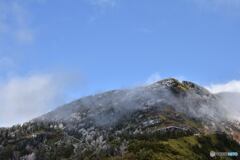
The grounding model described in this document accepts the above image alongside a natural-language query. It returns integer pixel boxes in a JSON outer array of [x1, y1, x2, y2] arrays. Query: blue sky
[[1, 0, 240, 126]]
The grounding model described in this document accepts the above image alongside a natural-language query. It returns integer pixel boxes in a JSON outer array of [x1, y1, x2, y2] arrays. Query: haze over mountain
[[0, 78, 239, 159], [1, 0, 240, 159], [38, 78, 234, 124], [1, 0, 240, 128]]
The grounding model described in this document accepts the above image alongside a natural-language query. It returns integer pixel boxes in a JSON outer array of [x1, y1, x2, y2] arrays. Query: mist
[[0, 73, 81, 127], [91, 79, 240, 125], [38, 79, 240, 128], [206, 80, 240, 121], [2, 76, 240, 128]]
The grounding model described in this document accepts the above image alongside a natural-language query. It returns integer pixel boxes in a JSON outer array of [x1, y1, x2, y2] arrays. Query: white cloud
[[0, 73, 78, 127], [145, 73, 162, 84], [206, 80, 240, 121], [0, 0, 35, 44], [206, 80, 240, 93]]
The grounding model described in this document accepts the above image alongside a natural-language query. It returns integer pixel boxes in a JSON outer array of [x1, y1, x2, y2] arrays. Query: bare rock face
[[0, 78, 240, 160]]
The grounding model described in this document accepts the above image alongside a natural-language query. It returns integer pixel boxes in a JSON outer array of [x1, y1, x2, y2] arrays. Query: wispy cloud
[[145, 73, 162, 84], [146, 74, 240, 94], [0, 0, 35, 44], [206, 80, 240, 121], [206, 80, 240, 93], [0, 73, 81, 127]]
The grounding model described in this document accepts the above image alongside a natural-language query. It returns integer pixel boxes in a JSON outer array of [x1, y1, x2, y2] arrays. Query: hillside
[[0, 78, 239, 160]]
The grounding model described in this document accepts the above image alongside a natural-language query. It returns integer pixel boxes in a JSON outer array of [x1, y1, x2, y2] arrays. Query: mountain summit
[[0, 78, 240, 160], [38, 78, 221, 124]]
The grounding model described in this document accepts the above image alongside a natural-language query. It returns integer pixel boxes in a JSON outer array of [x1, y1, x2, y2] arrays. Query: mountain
[[0, 78, 240, 160]]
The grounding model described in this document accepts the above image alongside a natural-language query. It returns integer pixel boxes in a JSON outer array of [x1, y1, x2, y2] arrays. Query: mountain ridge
[[37, 78, 223, 124], [0, 78, 240, 160]]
